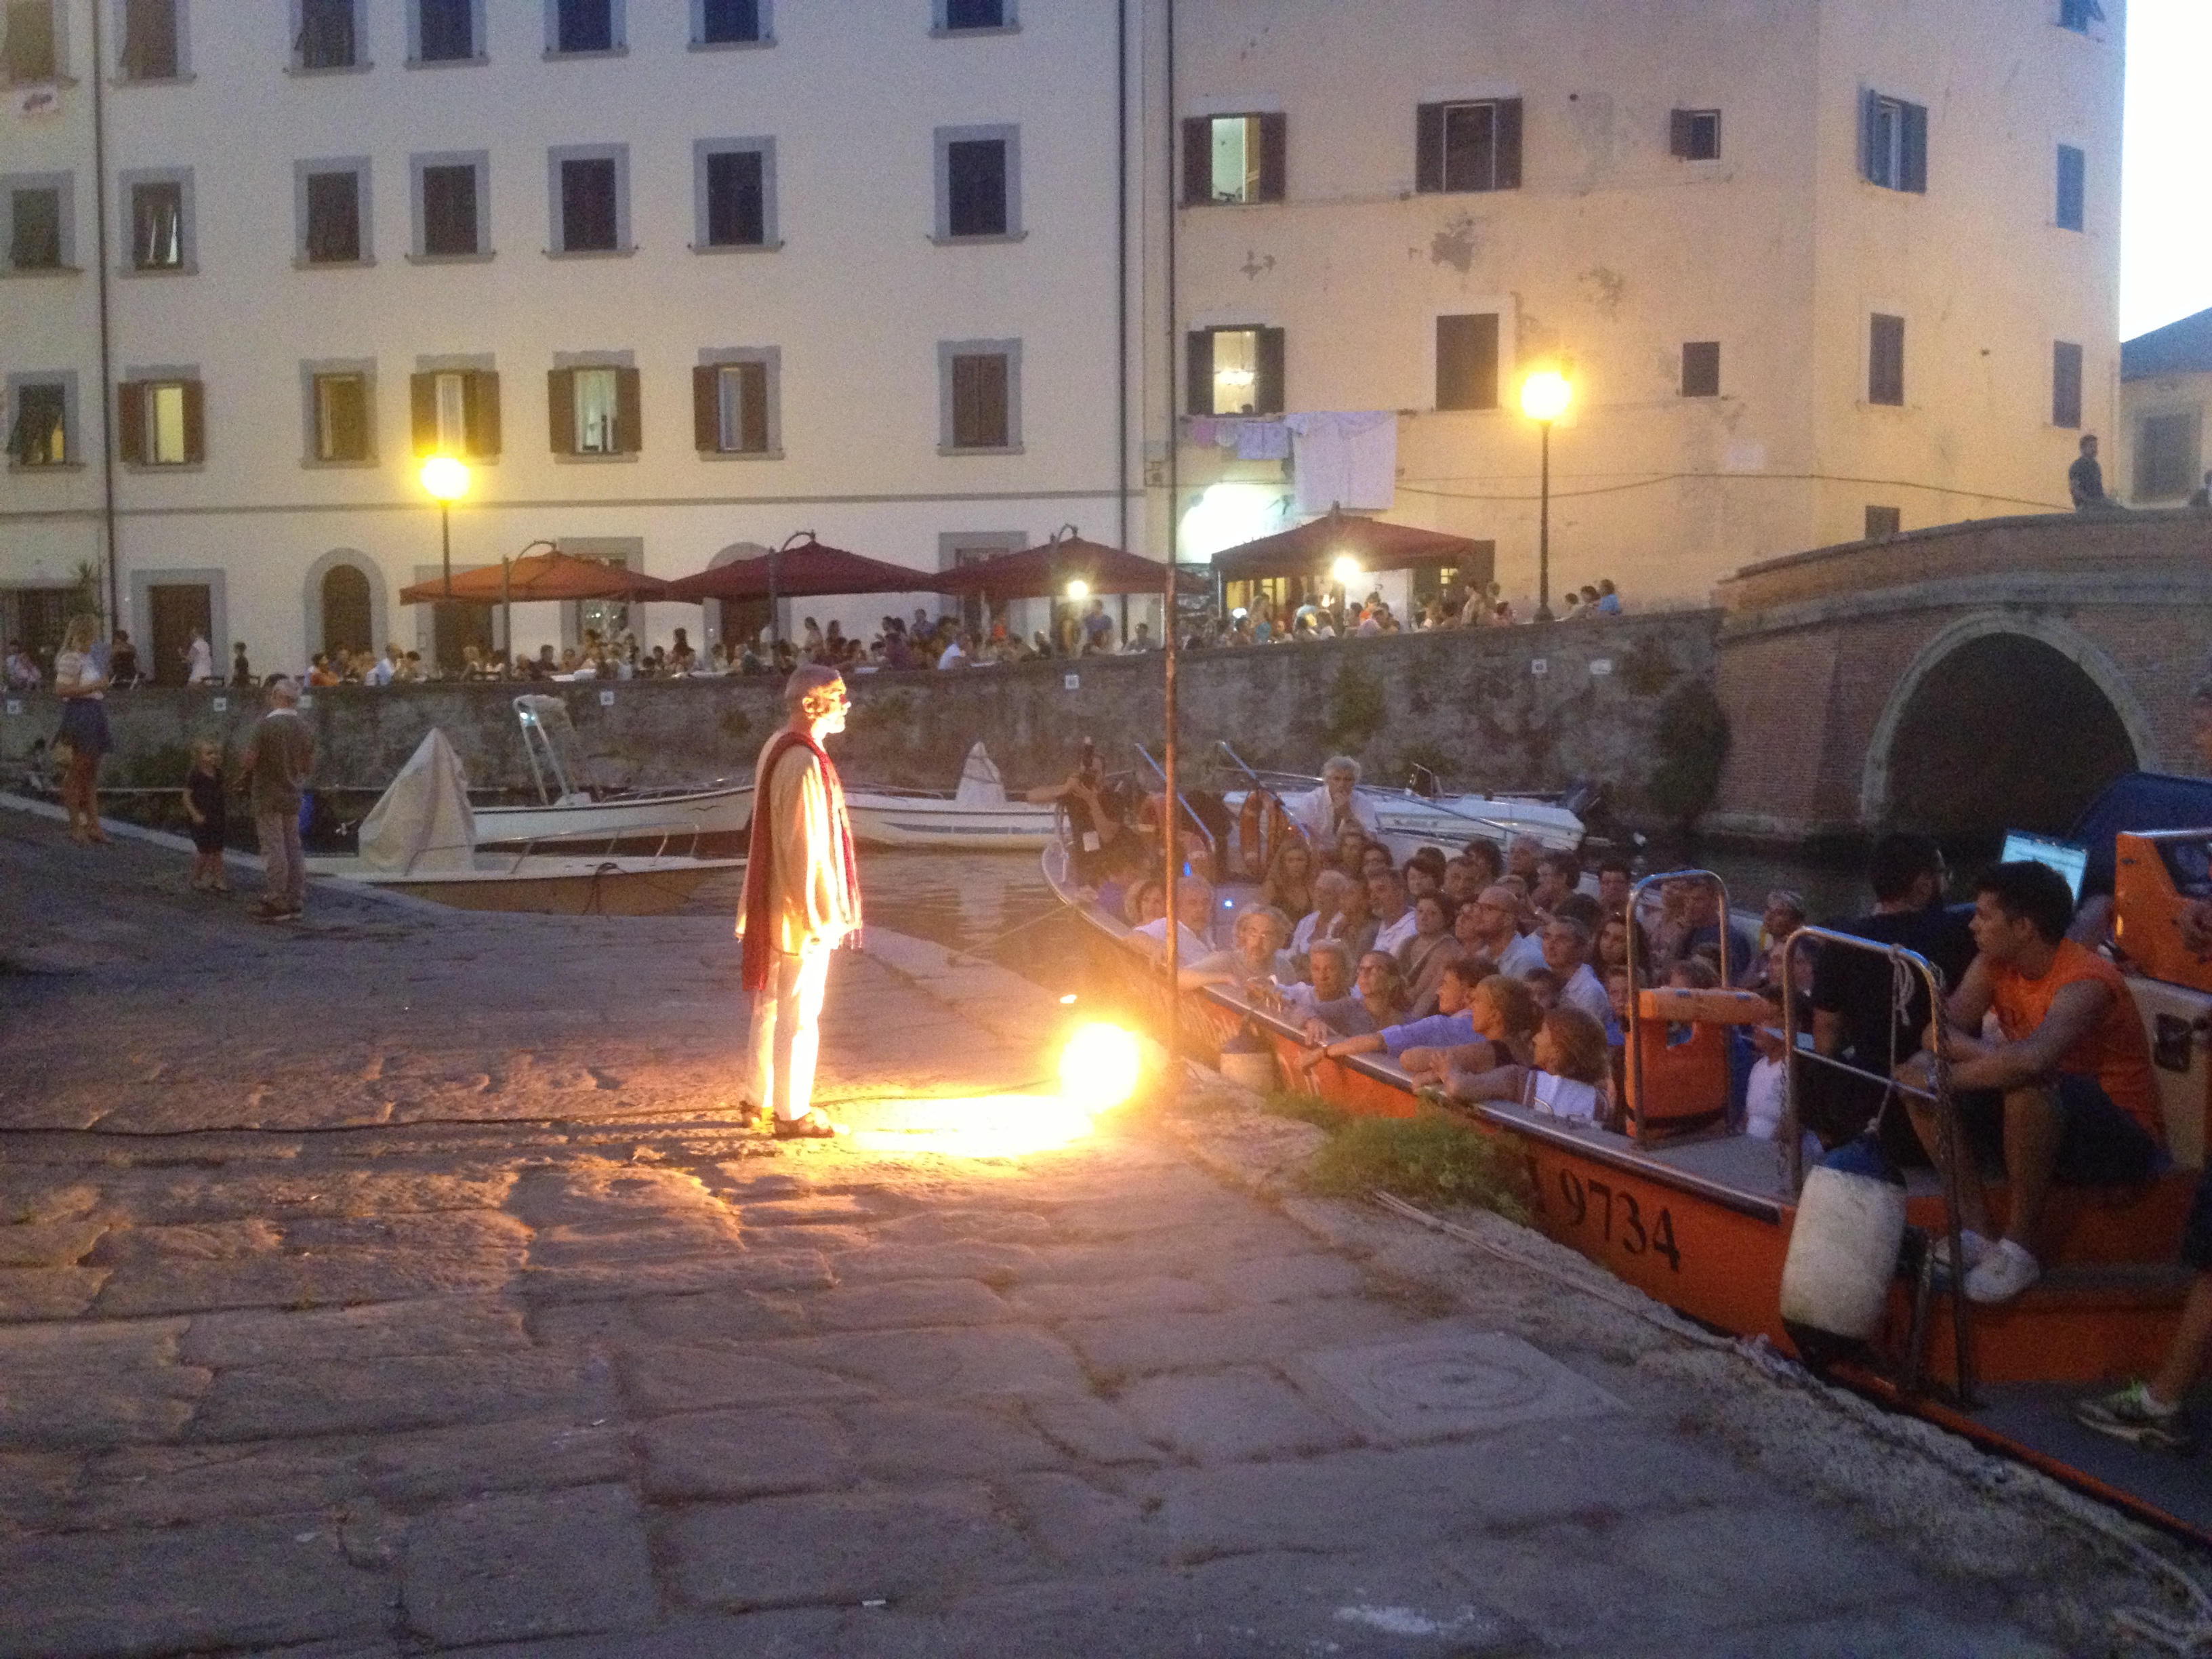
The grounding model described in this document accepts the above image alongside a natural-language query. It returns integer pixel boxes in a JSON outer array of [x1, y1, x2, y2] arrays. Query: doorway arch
[[302, 549, 388, 665], [1864, 615, 2152, 837]]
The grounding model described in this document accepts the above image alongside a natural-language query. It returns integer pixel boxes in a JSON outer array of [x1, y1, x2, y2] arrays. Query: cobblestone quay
[[0, 804, 2188, 1656]]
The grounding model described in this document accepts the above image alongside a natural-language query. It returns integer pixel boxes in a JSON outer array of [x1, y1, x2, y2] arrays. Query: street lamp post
[[1519, 371, 1572, 623], [418, 455, 471, 672], [772, 529, 813, 657]]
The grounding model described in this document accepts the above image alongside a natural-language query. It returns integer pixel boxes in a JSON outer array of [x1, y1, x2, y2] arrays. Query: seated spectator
[[1461, 884, 1546, 979], [1896, 861, 2165, 1305], [1653, 879, 1757, 983], [4, 639, 41, 691], [366, 645, 402, 687], [1404, 846, 1448, 901], [1461, 839, 1505, 888], [1744, 983, 1792, 1143], [1287, 756, 1379, 847], [1441, 856, 1483, 906], [1258, 838, 1317, 925], [1760, 888, 1808, 958], [306, 653, 341, 688], [1326, 825, 1370, 876], [1306, 954, 1488, 1073], [1597, 856, 1634, 915], [1406, 974, 1542, 1092], [1397, 892, 1460, 1014], [1276, 938, 1355, 1022], [1288, 869, 1351, 968], [1298, 949, 1408, 1042], [1595, 912, 1646, 978], [1319, 871, 1379, 962], [1359, 843, 1395, 882], [1129, 875, 1214, 962], [1506, 835, 1542, 885], [1443, 1005, 1611, 1120], [1553, 890, 1605, 937], [1540, 916, 1612, 1030], [1532, 850, 1582, 916], [1597, 579, 1622, 615], [1524, 967, 1561, 1012], [1369, 867, 1418, 954], [1185, 905, 1291, 992]]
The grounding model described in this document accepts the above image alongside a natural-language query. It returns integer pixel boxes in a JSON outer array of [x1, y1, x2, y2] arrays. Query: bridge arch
[[1861, 612, 2158, 837]]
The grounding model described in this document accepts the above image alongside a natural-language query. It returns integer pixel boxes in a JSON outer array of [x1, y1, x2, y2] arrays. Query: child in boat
[[1743, 983, 1790, 1141], [1438, 1005, 1613, 1121], [182, 739, 229, 893]]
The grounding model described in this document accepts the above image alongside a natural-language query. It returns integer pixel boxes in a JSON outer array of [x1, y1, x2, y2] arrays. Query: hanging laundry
[[1214, 420, 1243, 449], [1283, 412, 1398, 513], [1237, 420, 1291, 462], [1187, 417, 1218, 447]]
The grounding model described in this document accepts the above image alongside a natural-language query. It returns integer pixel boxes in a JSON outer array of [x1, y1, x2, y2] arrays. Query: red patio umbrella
[[1209, 506, 1484, 583], [663, 537, 930, 603], [933, 533, 1207, 600], [398, 547, 670, 605]]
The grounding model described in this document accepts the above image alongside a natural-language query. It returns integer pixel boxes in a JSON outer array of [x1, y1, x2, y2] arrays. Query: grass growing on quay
[[1263, 1090, 1531, 1221]]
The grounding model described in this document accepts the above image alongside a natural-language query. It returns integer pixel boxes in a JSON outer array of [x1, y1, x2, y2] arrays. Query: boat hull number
[[1552, 1168, 1682, 1273]]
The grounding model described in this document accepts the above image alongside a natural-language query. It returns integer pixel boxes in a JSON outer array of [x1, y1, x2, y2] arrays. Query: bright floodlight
[[1060, 1023, 1142, 1112], [419, 455, 471, 502], [1330, 554, 1361, 586], [1067, 579, 1090, 601], [1520, 371, 1573, 423]]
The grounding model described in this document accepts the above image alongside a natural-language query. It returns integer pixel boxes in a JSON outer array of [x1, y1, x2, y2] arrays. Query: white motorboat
[[310, 731, 743, 916], [1212, 746, 1585, 866], [471, 695, 754, 855], [844, 743, 1059, 851]]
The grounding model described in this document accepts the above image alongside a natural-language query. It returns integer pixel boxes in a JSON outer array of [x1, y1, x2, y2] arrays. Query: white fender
[[1780, 1160, 1908, 1347]]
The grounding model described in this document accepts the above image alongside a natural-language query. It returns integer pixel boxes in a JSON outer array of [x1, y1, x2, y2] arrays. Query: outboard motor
[[1778, 1132, 1908, 1369]]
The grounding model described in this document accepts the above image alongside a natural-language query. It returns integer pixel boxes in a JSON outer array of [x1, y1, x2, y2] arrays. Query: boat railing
[[1623, 869, 1736, 1150], [1133, 743, 1219, 867], [514, 695, 579, 806], [1780, 924, 1975, 1406]]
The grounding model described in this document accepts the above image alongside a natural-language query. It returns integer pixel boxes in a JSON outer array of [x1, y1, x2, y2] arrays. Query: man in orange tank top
[[1897, 861, 2163, 1305]]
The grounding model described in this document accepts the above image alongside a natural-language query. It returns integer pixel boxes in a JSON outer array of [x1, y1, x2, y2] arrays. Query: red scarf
[[741, 726, 863, 992]]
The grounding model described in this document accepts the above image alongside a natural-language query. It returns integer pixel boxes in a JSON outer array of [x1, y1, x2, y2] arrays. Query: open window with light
[[1181, 114, 1286, 205], [1187, 327, 1285, 417]]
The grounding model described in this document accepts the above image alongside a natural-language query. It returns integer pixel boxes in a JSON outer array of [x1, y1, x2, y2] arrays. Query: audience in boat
[[1369, 868, 1418, 954], [1287, 869, 1351, 970], [1401, 974, 1542, 1090], [1506, 836, 1543, 886], [1298, 949, 1409, 1042], [1595, 912, 1645, 979], [1258, 838, 1318, 925], [1460, 884, 1545, 979], [1531, 850, 1581, 916], [1806, 832, 1978, 1150], [1403, 846, 1448, 901], [1524, 968, 1561, 1012], [1435, 1003, 1611, 1124], [1541, 916, 1614, 1029], [1302, 954, 1489, 1072], [1184, 905, 1292, 993], [1274, 938, 1355, 1023], [1760, 888, 1809, 958], [1441, 855, 1484, 906], [1460, 840, 1506, 888], [1286, 756, 1379, 848], [1396, 893, 1460, 1015], [1128, 874, 1216, 962], [1743, 983, 1792, 1143], [1893, 861, 2164, 1306], [1597, 855, 1635, 916]]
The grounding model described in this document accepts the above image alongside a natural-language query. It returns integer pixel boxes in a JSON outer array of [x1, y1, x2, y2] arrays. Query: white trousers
[[747, 945, 832, 1120]]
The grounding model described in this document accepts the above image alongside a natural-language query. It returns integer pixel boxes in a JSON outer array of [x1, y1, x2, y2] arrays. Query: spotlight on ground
[[1060, 1023, 1143, 1112]]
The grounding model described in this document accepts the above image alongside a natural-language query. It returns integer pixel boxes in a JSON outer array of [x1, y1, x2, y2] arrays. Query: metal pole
[[1160, 0, 1181, 1090], [441, 502, 453, 593], [1535, 420, 1553, 622], [88, 0, 122, 632], [501, 556, 512, 680]]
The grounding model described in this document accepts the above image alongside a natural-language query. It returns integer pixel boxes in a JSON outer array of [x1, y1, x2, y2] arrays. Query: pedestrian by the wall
[[108, 630, 140, 687], [229, 642, 252, 686], [737, 664, 863, 1139], [51, 614, 112, 846], [182, 738, 230, 893], [2069, 434, 2114, 510], [240, 676, 314, 923], [184, 628, 218, 685]]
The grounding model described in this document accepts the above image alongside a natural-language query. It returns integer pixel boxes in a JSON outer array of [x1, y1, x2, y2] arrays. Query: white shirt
[[1745, 1056, 1787, 1142], [366, 658, 396, 687], [937, 643, 966, 670], [1530, 1071, 1603, 1122], [1493, 931, 1546, 980], [1285, 783, 1379, 847], [185, 638, 216, 684], [1372, 908, 1419, 956], [1558, 962, 1612, 1028], [1131, 918, 1210, 962]]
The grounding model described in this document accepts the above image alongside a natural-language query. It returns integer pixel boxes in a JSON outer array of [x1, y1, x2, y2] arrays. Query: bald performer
[[737, 664, 863, 1137]]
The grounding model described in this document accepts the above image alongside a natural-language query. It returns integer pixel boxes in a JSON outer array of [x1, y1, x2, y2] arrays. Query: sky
[[2121, 0, 2212, 337]]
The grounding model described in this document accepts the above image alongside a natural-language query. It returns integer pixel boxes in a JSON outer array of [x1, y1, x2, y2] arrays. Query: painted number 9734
[[1554, 1169, 1682, 1273]]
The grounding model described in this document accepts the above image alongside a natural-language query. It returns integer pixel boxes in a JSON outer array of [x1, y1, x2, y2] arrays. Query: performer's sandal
[[773, 1109, 842, 1140]]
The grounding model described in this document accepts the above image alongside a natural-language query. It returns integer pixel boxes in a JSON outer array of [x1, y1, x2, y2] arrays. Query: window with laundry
[[1188, 327, 1285, 417], [129, 178, 187, 270], [549, 363, 640, 456], [1415, 100, 1523, 194]]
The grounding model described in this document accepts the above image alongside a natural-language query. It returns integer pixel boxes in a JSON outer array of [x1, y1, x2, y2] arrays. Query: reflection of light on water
[[847, 1094, 1096, 1157]]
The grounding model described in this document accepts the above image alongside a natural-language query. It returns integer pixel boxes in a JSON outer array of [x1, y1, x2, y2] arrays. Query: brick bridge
[[1707, 511, 2212, 842]]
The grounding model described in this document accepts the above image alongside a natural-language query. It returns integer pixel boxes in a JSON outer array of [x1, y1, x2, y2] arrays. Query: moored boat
[[1042, 833, 2212, 1545], [844, 742, 1059, 851], [472, 695, 754, 855]]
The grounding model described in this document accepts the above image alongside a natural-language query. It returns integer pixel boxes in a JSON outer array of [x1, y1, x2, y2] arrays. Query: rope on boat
[[1371, 1190, 2212, 1651]]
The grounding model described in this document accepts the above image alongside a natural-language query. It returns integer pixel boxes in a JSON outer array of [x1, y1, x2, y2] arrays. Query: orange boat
[[1044, 838, 2212, 1547]]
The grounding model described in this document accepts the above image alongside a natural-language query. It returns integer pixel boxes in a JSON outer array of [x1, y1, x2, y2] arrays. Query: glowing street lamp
[[1330, 553, 1361, 590], [1519, 371, 1572, 621], [418, 455, 471, 598], [1067, 579, 1090, 602]]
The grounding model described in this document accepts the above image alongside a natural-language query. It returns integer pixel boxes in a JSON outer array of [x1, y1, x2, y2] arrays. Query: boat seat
[[1639, 986, 1770, 1027], [1626, 1010, 1732, 1141]]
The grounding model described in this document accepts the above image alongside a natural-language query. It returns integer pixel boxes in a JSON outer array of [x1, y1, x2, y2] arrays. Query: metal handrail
[[1780, 924, 1973, 1406], [1133, 742, 1218, 863], [1622, 868, 1734, 1152]]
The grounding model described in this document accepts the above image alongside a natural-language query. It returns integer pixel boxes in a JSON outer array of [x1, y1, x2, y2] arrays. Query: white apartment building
[[0, 0, 2127, 675], [1162, 0, 2125, 612], [0, 0, 1142, 678]]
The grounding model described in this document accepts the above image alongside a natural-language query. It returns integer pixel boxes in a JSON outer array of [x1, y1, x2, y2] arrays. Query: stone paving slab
[[0, 807, 2190, 1656]]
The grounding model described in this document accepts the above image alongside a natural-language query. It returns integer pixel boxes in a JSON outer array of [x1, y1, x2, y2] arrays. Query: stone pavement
[[0, 802, 2187, 1656]]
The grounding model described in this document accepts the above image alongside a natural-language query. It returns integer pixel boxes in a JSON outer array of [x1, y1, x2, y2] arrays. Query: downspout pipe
[[89, 0, 121, 628]]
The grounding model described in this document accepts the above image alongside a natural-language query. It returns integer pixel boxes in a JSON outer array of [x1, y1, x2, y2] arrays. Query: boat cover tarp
[[954, 741, 1008, 806], [2070, 771, 2212, 897], [359, 729, 476, 874]]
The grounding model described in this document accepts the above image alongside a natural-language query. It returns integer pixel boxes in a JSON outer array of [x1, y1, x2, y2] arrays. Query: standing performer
[[738, 664, 863, 1139]]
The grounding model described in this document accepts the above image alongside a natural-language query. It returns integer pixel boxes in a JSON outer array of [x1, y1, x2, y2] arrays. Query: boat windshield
[[515, 695, 590, 804]]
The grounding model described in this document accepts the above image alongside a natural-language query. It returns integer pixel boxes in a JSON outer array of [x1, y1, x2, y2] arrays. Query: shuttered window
[[304, 170, 363, 264], [1868, 314, 1905, 406], [693, 361, 773, 454], [549, 365, 642, 456], [2055, 144, 2085, 231], [2051, 342, 2083, 430], [1180, 114, 1286, 205], [1862, 92, 1927, 192], [1416, 100, 1523, 194], [1681, 342, 1721, 398], [1187, 327, 1285, 417], [419, 161, 480, 256], [409, 369, 500, 457], [1435, 314, 1498, 411], [3, 2, 58, 83], [312, 372, 371, 462], [1668, 109, 1721, 162], [119, 0, 179, 80], [951, 354, 1008, 449], [119, 378, 204, 466], [9, 185, 61, 269]]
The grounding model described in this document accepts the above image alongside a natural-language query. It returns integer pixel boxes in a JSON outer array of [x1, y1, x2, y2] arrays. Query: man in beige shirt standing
[[737, 665, 863, 1138]]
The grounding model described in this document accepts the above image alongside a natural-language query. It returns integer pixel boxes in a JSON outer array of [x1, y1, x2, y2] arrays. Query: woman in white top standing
[[52, 613, 113, 845], [183, 628, 216, 686]]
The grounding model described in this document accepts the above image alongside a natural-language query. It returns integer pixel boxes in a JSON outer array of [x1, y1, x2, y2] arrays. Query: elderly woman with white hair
[[1285, 754, 1378, 846]]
